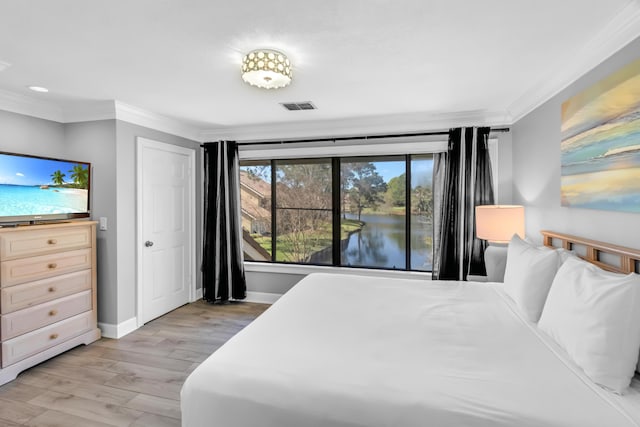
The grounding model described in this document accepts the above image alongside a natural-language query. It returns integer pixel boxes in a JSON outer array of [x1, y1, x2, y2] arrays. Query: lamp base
[[485, 244, 508, 282]]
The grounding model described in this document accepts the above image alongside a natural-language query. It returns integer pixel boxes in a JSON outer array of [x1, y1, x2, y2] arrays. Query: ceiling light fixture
[[28, 86, 49, 93], [242, 49, 291, 89]]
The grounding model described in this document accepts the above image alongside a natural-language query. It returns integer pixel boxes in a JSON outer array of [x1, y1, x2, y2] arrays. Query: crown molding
[[3, 0, 638, 143], [200, 109, 513, 142], [113, 101, 202, 142], [0, 88, 63, 122], [508, 0, 640, 123], [62, 100, 117, 123], [0, 90, 202, 141]]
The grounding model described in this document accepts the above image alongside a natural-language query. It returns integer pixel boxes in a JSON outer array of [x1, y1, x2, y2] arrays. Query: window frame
[[239, 138, 498, 274], [338, 154, 410, 270], [241, 154, 435, 272], [273, 157, 333, 265]]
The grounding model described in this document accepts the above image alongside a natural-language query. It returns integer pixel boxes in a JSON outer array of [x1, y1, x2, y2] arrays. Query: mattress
[[181, 273, 640, 427]]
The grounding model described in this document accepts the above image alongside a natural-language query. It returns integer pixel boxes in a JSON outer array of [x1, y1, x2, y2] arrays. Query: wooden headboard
[[541, 230, 640, 274]]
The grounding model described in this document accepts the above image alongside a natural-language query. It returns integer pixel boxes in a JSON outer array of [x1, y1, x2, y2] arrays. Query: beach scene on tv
[[0, 153, 89, 217]]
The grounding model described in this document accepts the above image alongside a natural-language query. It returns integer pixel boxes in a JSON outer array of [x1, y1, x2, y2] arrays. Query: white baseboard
[[192, 288, 280, 304], [244, 291, 282, 304], [98, 290, 273, 339], [98, 316, 138, 339]]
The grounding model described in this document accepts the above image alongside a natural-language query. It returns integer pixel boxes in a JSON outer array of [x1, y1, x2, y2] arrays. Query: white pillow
[[555, 248, 577, 267], [538, 257, 640, 394], [503, 235, 559, 322]]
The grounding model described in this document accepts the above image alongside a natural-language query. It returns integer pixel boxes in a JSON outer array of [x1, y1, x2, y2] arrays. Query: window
[[410, 155, 434, 271], [239, 161, 272, 261], [275, 159, 332, 264], [240, 154, 435, 271], [341, 156, 406, 269]]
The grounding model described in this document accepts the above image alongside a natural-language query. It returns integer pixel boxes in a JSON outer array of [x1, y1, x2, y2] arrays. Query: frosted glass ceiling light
[[242, 49, 291, 89]]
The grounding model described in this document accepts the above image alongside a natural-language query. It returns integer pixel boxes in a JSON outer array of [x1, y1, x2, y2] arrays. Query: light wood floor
[[0, 300, 269, 427]]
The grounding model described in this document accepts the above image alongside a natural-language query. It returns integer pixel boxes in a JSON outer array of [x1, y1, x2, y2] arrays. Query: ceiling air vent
[[280, 102, 316, 111]]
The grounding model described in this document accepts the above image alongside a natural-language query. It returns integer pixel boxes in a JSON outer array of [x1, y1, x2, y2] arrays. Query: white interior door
[[137, 137, 195, 325]]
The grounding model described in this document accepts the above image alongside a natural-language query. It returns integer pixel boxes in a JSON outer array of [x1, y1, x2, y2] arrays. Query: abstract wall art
[[561, 57, 640, 213]]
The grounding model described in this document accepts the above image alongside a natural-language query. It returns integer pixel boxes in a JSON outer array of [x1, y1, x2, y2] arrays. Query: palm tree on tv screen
[[50, 170, 65, 186], [69, 164, 88, 189]]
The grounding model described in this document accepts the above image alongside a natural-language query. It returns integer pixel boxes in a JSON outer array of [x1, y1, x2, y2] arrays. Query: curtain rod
[[201, 127, 510, 147]]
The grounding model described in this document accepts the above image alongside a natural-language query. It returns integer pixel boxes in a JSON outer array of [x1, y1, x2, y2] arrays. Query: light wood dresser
[[0, 220, 101, 385]]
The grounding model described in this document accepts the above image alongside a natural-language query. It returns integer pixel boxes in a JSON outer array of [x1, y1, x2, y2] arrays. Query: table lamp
[[475, 205, 525, 282]]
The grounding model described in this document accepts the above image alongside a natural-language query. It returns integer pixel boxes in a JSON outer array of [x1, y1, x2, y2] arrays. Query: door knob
[[145, 241, 154, 247]]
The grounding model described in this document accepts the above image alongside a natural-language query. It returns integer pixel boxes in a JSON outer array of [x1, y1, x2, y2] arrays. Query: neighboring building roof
[[240, 171, 271, 221], [243, 229, 271, 261], [242, 205, 270, 221], [240, 171, 271, 199]]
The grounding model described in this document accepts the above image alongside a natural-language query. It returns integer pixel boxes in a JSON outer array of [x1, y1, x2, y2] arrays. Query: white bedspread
[[181, 273, 639, 427]]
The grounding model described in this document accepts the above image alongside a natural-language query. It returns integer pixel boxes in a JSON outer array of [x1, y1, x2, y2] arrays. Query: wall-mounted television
[[0, 151, 91, 224]]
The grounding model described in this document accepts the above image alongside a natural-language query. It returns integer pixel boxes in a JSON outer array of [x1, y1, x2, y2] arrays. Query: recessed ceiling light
[[28, 86, 49, 93]]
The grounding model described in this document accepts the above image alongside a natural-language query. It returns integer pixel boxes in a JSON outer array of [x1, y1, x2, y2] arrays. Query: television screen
[[0, 151, 90, 223]]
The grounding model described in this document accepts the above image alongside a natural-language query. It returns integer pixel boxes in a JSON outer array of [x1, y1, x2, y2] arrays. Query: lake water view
[[337, 213, 433, 271]]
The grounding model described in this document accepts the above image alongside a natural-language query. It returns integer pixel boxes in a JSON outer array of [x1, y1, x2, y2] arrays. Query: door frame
[[136, 137, 197, 327]]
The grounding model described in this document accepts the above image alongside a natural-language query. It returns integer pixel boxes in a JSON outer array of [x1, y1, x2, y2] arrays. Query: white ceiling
[[0, 0, 639, 140]]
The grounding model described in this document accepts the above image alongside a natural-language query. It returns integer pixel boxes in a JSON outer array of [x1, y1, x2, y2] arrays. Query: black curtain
[[202, 141, 247, 303], [432, 127, 494, 280]]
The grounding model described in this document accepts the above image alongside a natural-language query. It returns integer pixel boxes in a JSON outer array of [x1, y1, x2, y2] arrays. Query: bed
[[181, 232, 640, 427]]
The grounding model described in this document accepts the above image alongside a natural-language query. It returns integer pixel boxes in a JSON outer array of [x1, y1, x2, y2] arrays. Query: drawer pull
[[48, 287, 56, 293], [49, 309, 58, 316], [50, 333, 59, 340], [48, 239, 57, 245], [48, 263, 57, 269]]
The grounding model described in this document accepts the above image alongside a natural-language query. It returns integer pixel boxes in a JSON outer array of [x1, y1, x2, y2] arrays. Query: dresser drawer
[[2, 311, 93, 367], [0, 248, 92, 287], [1, 290, 92, 340], [1, 269, 92, 314], [0, 225, 91, 261]]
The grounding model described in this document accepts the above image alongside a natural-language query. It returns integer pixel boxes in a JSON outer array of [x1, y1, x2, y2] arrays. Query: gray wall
[[64, 120, 118, 324], [115, 121, 201, 324], [512, 36, 640, 247], [0, 110, 65, 154], [0, 110, 200, 327], [495, 132, 513, 204], [0, 113, 120, 323], [246, 270, 304, 295]]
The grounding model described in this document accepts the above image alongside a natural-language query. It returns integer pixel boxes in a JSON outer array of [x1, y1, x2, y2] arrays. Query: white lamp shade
[[476, 205, 525, 243]]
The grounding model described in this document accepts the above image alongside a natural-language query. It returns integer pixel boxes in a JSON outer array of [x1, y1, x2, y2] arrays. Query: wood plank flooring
[[0, 300, 269, 427]]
